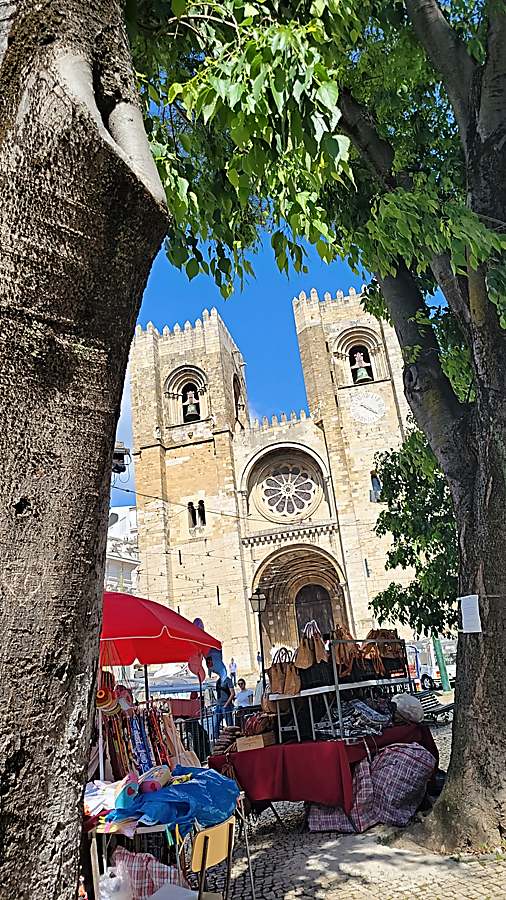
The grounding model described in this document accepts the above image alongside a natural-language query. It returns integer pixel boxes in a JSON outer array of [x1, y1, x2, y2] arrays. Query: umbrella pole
[[144, 665, 150, 703], [98, 709, 105, 781]]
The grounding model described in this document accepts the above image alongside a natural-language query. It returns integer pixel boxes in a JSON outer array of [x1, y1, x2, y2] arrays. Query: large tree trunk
[[0, 3, 166, 897], [427, 478, 506, 850]]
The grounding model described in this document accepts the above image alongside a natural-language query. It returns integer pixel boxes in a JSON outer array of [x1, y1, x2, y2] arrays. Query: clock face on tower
[[349, 391, 386, 424]]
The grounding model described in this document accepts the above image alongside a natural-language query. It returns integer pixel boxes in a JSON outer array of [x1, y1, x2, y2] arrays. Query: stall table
[[209, 724, 438, 814]]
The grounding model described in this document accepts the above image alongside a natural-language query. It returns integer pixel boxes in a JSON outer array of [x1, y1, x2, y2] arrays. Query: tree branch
[[430, 252, 471, 330], [56, 54, 167, 208], [376, 261, 474, 498], [338, 89, 396, 185], [479, 1, 506, 141], [405, 0, 475, 149], [336, 87, 473, 484]]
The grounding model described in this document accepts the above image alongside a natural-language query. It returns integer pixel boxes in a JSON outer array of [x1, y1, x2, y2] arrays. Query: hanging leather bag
[[283, 657, 301, 696], [293, 633, 314, 669], [268, 647, 291, 693]]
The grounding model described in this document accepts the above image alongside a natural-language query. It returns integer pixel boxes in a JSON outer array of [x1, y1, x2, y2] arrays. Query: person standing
[[229, 657, 237, 686], [234, 679, 254, 708], [213, 674, 235, 738]]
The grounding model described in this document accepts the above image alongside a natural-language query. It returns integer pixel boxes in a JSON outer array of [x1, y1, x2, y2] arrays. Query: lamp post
[[249, 588, 267, 691]]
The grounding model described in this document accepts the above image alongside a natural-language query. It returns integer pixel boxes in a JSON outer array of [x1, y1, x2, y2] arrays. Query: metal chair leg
[[224, 822, 234, 900]]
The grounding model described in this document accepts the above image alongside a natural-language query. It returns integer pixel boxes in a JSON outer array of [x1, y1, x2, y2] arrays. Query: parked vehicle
[[407, 639, 457, 690]]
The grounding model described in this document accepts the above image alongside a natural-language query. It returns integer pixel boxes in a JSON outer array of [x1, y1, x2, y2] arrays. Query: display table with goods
[[207, 624, 438, 834], [263, 625, 415, 744], [208, 723, 438, 812]]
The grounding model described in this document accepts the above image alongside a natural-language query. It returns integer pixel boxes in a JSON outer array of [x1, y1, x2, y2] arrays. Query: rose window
[[260, 464, 318, 518]]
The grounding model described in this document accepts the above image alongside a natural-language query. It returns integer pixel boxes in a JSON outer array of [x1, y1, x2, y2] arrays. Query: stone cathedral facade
[[130, 286, 410, 674]]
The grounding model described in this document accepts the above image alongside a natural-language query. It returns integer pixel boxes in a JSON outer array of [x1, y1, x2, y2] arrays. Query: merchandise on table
[[315, 697, 394, 739], [86, 766, 239, 837], [210, 725, 240, 754], [307, 741, 436, 833], [100, 700, 201, 781]]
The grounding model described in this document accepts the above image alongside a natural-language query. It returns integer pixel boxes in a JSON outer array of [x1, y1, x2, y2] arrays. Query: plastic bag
[[99, 864, 133, 900]]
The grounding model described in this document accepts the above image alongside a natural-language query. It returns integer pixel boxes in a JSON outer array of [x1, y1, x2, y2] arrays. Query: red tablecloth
[[170, 698, 201, 719], [209, 725, 438, 814]]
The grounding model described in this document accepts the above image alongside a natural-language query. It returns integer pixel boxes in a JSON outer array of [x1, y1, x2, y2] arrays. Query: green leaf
[[167, 83, 183, 103], [180, 134, 192, 153], [316, 81, 339, 111], [171, 0, 187, 16], [227, 168, 240, 188], [185, 258, 200, 280], [252, 71, 266, 100]]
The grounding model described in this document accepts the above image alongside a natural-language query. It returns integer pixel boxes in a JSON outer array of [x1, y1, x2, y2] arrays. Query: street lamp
[[249, 588, 267, 691]]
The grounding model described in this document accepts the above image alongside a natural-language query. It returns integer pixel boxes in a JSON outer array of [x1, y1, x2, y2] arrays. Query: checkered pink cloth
[[308, 741, 436, 833], [113, 846, 189, 900]]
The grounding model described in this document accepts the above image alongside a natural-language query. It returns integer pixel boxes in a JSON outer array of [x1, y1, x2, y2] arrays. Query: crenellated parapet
[[249, 409, 309, 432]]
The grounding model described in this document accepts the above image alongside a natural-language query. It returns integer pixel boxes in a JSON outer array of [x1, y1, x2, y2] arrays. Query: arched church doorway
[[253, 544, 348, 651], [295, 584, 334, 639]]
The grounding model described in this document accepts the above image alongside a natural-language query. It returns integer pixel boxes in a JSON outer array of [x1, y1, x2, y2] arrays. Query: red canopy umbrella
[[100, 591, 221, 666]]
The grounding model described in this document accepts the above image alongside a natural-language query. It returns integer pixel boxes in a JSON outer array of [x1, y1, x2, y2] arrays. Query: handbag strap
[[273, 646, 292, 664]]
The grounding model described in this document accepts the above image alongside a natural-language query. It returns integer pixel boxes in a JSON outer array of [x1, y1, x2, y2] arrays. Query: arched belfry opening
[[253, 545, 348, 650], [164, 365, 208, 425], [349, 345, 373, 383], [182, 382, 201, 422]]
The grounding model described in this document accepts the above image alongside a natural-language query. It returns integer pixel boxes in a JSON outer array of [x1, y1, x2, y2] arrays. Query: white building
[[105, 505, 139, 594]]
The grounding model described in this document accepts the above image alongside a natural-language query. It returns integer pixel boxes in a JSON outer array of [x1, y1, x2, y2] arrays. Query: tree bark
[[394, 1, 506, 852], [0, 3, 166, 898]]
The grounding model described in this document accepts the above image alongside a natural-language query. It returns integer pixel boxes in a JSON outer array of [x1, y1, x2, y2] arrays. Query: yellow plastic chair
[[190, 815, 235, 900]]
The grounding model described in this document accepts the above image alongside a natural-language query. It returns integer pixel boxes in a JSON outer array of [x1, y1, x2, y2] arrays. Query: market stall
[[207, 624, 439, 834], [83, 592, 254, 900], [209, 723, 438, 813]]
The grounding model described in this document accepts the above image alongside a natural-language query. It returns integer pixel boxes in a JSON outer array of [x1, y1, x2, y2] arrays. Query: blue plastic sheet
[[105, 766, 239, 836]]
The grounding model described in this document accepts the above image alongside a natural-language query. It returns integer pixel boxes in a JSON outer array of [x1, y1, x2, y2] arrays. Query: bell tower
[[293, 286, 409, 634], [130, 309, 256, 668]]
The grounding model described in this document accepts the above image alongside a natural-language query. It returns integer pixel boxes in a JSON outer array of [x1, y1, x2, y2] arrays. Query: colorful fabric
[[307, 741, 436, 833], [112, 846, 188, 900], [105, 767, 239, 837]]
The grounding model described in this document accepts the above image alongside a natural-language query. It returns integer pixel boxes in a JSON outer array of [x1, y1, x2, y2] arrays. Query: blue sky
[[111, 239, 362, 506]]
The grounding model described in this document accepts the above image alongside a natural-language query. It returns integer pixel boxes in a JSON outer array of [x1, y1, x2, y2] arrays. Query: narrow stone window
[[233, 374, 242, 420], [188, 501, 197, 528], [370, 472, 382, 502], [197, 499, 206, 526]]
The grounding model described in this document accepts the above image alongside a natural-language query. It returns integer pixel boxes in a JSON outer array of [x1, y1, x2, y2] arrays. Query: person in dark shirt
[[213, 674, 235, 738]]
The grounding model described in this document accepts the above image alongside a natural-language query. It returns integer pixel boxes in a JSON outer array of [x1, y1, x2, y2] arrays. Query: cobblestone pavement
[[205, 722, 506, 899]]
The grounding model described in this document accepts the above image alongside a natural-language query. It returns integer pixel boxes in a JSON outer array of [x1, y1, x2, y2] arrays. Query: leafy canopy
[[371, 427, 458, 636], [127, 0, 506, 317]]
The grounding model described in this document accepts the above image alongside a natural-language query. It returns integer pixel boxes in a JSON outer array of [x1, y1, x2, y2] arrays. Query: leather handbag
[[268, 647, 301, 695], [268, 647, 292, 693], [293, 634, 314, 669]]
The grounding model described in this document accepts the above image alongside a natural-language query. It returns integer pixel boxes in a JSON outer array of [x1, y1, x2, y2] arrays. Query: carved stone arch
[[252, 544, 348, 648], [164, 364, 209, 425], [332, 325, 387, 385], [240, 442, 330, 493]]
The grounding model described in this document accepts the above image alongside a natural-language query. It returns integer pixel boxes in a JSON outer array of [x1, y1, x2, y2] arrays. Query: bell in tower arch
[[351, 350, 373, 383], [182, 385, 201, 422]]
